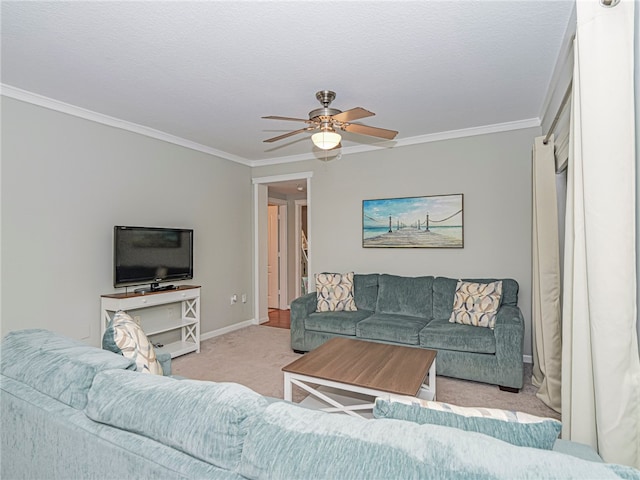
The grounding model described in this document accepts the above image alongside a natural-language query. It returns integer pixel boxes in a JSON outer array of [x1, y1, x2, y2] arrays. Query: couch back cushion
[[433, 277, 519, 319], [238, 401, 633, 480], [375, 274, 434, 318], [85, 369, 268, 471], [353, 274, 379, 311], [0, 329, 135, 409], [241, 401, 448, 479]]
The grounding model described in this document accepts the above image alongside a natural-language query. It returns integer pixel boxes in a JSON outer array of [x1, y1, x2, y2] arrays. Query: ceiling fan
[[262, 90, 398, 150]]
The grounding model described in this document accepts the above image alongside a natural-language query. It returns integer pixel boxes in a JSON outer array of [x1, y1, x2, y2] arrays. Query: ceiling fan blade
[[342, 123, 398, 140], [262, 115, 314, 124], [331, 107, 375, 123], [263, 127, 315, 143]]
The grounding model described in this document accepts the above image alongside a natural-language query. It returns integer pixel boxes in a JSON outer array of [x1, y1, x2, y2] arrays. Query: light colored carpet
[[172, 325, 560, 420]]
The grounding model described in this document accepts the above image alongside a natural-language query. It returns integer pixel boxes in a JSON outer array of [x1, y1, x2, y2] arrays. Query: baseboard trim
[[201, 319, 256, 341], [523, 355, 532, 364]]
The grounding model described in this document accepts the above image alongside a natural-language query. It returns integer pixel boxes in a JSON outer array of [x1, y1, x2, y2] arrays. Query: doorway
[[295, 199, 308, 298], [267, 200, 288, 310], [252, 172, 312, 324], [267, 205, 279, 309]]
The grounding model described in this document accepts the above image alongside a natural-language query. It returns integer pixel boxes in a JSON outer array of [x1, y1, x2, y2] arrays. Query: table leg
[[418, 358, 437, 401], [284, 372, 293, 401], [429, 358, 436, 400]]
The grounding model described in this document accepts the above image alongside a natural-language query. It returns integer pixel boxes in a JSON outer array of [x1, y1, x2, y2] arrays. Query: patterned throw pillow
[[374, 396, 562, 450], [449, 280, 502, 329], [315, 272, 357, 312], [105, 311, 163, 375]]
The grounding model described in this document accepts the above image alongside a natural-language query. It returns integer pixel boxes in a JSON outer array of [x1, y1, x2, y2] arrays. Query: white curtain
[[553, 95, 571, 173], [531, 135, 562, 413], [562, 0, 639, 468]]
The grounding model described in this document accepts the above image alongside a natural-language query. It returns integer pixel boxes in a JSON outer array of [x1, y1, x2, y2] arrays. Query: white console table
[[100, 285, 200, 358]]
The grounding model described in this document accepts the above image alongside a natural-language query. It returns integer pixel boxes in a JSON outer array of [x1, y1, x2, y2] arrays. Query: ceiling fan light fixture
[[311, 130, 341, 150]]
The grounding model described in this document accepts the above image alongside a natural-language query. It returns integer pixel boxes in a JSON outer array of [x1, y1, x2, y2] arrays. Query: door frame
[[252, 172, 313, 324]]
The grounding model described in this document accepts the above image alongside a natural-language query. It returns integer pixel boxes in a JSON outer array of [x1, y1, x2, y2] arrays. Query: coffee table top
[[282, 337, 436, 397]]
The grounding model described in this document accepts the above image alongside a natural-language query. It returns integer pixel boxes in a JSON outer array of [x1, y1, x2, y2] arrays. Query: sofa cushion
[[0, 329, 135, 410], [552, 439, 603, 462], [85, 369, 268, 471], [238, 401, 633, 480], [375, 274, 434, 318], [315, 272, 357, 312], [353, 274, 379, 311], [0, 375, 245, 480], [449, 280, 503, 329], [419, 318, 496, 353], [241, 400, 452, 480], [102, 311, 164, 375], [373, 396, 562, 450], [356, 313, 429, 345], [433, 277, 518, 319], [305, 310, 373, 336]]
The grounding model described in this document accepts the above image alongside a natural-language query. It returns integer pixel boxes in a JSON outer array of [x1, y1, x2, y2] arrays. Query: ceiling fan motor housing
[[308, 107, 341, 121], [309, 90, 341, 122]]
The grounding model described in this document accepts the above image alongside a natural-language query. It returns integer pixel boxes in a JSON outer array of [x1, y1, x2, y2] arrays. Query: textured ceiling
[[1, 1, 574, 165]]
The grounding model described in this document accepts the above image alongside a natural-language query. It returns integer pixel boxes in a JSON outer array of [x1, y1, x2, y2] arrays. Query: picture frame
[[362, 194, 464, 248]]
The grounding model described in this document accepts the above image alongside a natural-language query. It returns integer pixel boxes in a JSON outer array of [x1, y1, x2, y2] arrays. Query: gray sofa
[[291, 274, 525, 391], [3, 329, 639, 480]]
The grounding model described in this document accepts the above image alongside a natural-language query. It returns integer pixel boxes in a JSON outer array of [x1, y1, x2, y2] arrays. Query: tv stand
[[100, 285, 201, 358]]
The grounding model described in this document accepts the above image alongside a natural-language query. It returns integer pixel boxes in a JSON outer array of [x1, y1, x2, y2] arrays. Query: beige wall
[[1, 97, 255, 346], [253, 127, 539, 357], [1, 95, 540, 357]]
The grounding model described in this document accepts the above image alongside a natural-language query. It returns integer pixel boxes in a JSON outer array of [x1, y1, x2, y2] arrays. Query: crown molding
[[3, 84, 541, 168], [393, 118, 541, 147], [1, 84, 253, 166]]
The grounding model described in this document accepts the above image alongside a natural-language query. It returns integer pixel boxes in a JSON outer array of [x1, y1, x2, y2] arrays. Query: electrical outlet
[[241, 293, 247, 303], [230, 294, 238, 305], [133, 315, 141, 325]]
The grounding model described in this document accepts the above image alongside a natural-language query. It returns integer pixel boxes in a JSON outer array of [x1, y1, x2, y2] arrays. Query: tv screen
[[114, 226, 193, 288]]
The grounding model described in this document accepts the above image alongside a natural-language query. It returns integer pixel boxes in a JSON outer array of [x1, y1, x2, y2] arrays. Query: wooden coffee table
[[282, 337, 436, 418]]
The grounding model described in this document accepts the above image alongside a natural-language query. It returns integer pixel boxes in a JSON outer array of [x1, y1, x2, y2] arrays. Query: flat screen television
[[114, 226, 193, 291]]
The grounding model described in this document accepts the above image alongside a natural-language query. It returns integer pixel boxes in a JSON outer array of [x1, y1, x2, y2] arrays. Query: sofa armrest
[[493, 305, 525, 389], [291, 292, 317, 319], [156, 351, 172, 376], [290, 292, 316, 351]]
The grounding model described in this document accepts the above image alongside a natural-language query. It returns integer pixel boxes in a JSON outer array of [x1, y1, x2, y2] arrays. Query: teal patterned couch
[[2, 329, 639, 479], [291, 274, 525, 391]]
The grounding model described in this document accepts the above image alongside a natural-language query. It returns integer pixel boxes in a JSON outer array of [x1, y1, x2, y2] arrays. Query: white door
[[267, 205, 279, 309]]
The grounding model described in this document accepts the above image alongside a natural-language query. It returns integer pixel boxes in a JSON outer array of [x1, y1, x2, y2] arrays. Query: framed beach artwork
[[362, 194, 464, 248]]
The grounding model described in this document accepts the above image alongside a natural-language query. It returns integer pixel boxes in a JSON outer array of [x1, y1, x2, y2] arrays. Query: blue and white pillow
[[374, 396, 561, 450], [315, 272, 357, 312], [102, 311, 163, 375], [449, 280, 503, 329]]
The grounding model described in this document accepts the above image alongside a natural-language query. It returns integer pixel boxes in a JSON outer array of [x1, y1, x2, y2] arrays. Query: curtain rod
[[543, 79, 573, 145]]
